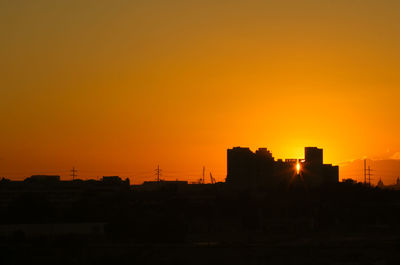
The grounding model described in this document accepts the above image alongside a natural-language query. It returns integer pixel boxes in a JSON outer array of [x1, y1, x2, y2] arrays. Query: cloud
[[390, 152, 400, 160]]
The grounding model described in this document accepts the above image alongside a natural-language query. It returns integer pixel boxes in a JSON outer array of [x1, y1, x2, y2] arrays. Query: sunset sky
[[1, 0, 400, 183]]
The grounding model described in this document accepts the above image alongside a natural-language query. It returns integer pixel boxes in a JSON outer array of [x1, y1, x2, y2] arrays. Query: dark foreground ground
[[2, 233, 400, 265], [1, 181, 400, 264]]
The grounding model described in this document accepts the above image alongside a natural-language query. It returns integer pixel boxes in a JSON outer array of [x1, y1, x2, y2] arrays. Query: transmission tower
[[367, 166, 373, 187], [364, 159, 367, 185], [155, 165, 162, 183], [71, 167, 78, 180], [364, 160, 374, 186]]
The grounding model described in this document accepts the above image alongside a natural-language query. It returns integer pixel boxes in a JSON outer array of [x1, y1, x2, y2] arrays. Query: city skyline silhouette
[[2, 145, 400, 187], [2, 1, 400, 264]]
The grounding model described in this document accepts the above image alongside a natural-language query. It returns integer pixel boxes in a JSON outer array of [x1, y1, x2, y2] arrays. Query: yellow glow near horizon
[[296, 163, 301, 175]]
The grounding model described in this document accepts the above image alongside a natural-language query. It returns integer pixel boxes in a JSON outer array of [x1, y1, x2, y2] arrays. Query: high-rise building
[[305, 147, 323, 165], [226, 146, 338, 188], [226, 147, 256, 186]]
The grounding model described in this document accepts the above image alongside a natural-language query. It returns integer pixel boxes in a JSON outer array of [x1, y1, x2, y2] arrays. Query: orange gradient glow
[[1, 1, 400, 184]]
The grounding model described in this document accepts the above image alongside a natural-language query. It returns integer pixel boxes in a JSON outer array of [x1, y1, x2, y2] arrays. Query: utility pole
[[202, 166, 205, 184], [71, 167, 78, 180], [155, 165, 162, 183]]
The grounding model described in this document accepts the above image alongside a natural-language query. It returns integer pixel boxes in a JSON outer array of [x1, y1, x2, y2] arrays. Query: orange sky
[[1, 0, 400, 184]]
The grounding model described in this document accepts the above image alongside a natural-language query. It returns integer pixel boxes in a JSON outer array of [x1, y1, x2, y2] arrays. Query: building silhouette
[[304, 147, 323, 164], [25, 175, 60, 183], [226, 146, 338, 187], [302, 147, 338, 186]]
